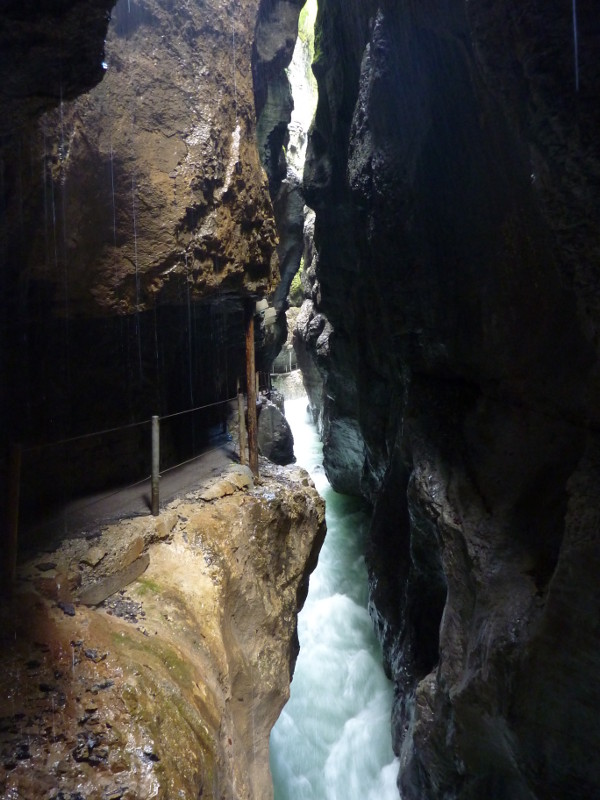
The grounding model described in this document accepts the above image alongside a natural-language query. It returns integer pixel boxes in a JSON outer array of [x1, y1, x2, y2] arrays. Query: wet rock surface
[[300, 1, 600, 798], [257, 402, 295, 465], [0, 463, 325, 800]]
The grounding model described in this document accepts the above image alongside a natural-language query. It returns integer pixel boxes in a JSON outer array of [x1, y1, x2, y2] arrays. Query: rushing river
[[270, 396, 400, 800]]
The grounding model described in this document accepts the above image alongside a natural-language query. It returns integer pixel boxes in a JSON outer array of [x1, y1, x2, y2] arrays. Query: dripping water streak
[[110, 142, 117, 252], [131, 173, 143, 380], [232, 15, 237, 122], [572, 0, 580, 92], [185, 255, 194, 405]]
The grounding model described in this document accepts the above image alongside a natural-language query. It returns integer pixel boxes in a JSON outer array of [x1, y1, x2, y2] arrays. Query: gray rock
[[257, 403, 295, 466]]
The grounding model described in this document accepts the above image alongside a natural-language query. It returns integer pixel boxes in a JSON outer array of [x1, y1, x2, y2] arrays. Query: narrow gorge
[[2, 1, 600, 799]]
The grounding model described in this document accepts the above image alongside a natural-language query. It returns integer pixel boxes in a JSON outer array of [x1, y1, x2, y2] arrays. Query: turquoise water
[[270, 397, 400, 800]]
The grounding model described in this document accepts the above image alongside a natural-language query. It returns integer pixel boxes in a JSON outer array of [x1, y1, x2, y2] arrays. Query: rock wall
[[3, 0, 278, 318], [252, 0, 309, 366], [299, 0, 600, 797]]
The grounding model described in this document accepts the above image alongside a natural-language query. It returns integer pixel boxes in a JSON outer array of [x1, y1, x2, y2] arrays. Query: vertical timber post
[[237, 378, 247, 465], [7, 443, 22, 593], [151, 416, 160, 516], [245, 306, 259, 477]]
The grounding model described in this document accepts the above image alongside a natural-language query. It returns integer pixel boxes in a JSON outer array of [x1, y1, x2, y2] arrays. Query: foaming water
[[270, 397, 400, 800]]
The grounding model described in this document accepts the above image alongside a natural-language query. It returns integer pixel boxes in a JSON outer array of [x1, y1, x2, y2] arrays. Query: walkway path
[[22, 437, 237, 547]]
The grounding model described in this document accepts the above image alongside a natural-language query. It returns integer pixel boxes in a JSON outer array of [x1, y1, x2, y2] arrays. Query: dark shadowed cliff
[[297, 1, 600, 797]]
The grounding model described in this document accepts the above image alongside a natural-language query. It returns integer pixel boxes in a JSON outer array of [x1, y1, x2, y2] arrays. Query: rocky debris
[[84, 649, 107, 664], [52, 793, 86, 800], [52, 794, 86, 800], [72, 730, 109, 765], [102, 592, 145, 625], [257, 402, 295, 465], [103, 788, 127, 800], [199, 481, 237, 502], [226, 466, 255, 490], [35, 562, 57, 572], [58, 602, 76, 617]]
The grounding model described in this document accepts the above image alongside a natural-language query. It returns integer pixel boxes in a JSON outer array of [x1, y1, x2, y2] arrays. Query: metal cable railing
[[20, 394, 238, 454]]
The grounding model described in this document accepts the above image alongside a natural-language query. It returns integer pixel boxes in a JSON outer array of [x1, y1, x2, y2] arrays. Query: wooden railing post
[[245, 307, 259, 477], [151, 416, 160, 516]]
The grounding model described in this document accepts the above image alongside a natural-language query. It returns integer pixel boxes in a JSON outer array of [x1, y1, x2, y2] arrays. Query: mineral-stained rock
[[7, 0, 279, 317], [0, 463, 325, 800]]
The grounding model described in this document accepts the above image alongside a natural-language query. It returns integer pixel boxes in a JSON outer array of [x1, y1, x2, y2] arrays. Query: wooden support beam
[[245, 308, 259, 476]]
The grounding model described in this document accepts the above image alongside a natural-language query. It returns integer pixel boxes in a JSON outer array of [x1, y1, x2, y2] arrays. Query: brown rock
[[80, 547, 107, 567], [79, 554, 150, 606], [154, 512, 177, 540], [120, 537, 145, 570]]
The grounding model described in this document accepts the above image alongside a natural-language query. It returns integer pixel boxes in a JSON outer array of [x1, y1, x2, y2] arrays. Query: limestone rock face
[[300, 0, 600, 798], [0, 463, 326, 800]]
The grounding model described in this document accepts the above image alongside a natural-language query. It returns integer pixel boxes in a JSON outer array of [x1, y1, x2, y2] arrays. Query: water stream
[[270, 396, 400, 800]]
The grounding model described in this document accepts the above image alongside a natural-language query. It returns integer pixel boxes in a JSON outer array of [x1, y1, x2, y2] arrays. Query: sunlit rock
[[0, 462, 325, 800]]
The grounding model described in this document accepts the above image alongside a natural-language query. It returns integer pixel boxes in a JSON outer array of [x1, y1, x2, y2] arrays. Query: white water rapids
[[270, 396, 400, 800]]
